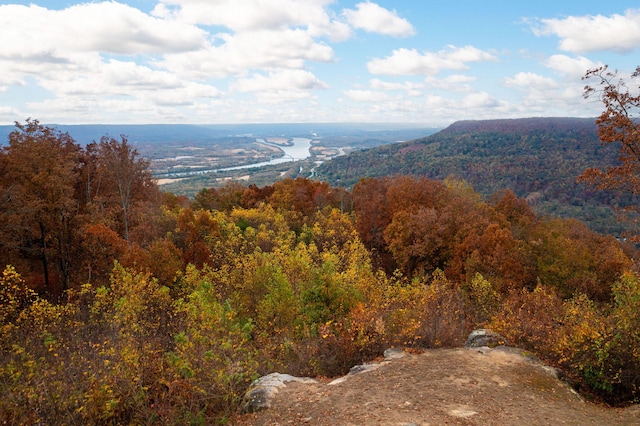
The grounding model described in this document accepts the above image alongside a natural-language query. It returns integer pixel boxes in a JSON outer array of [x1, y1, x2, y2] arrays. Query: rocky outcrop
[[234, 342, 637, 426], [240, 331, 577, 420]]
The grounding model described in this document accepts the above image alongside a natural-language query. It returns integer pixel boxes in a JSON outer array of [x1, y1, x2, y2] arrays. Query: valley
[[1, 122, 437, 198]]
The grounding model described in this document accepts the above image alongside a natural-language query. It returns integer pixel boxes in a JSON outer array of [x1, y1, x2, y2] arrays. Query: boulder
[[241, 373, 318, 413], [328, 361, 386, 385], [465, 329, 507, 348], [329, 348, 406, 385], [383, 347, 406, 360]]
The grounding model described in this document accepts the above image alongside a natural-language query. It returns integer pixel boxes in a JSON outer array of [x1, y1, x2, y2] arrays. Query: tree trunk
[[39, 221, 50, 290]]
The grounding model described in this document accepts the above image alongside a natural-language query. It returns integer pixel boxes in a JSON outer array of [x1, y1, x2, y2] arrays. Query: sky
[[1, 0, 639, 126]]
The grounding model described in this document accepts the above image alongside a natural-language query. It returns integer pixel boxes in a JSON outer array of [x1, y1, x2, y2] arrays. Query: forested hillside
[[316, 117, 629, 235], [2, 120, 640, 424]]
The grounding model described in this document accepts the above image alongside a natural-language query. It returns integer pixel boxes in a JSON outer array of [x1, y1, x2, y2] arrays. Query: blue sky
[[1, 0, 639, 125]]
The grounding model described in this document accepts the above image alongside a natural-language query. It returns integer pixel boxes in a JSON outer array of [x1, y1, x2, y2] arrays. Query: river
[[218, 137, 312, 172], [155, 137, 313, 179]]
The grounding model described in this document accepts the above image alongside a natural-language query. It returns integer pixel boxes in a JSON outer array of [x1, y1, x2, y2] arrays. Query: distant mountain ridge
[[0, 122, 435, 146], [316, 117, 628, 235], [442, 116, 596, 133]]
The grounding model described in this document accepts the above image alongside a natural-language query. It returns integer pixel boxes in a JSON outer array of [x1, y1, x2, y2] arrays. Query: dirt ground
[[232, 347, 640, 426]]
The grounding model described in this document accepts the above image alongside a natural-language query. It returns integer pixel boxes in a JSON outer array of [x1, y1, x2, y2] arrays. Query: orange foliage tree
[[86, 136, 158, 242], [0, 120, 162, 293], [580, 65, 640, 238], [0, 119, 82, 293]]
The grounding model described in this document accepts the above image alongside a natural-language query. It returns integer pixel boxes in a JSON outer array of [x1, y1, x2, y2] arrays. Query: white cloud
[[368, 99, 420, 115], [154, 0, 351, 40], [343, 89, 391, 102], [367, 46, 497, 76], [24, 56, 221, 104], [159, 29, 335, 79], [232, 70, 328, 93], [0, 3, 206, 59], [424, 74, 477, 92], [26, 96, 163, 124], [148, 82, 223, 106], [513, 84, 594, 116], [502, 57, 603, 117], [544, 55, 602, 78], [503, 72, 559, 89], [0, 1, 338, 83], [0, 105, 19, 116], [340, 89, 514, 124], [345, 78, 430, 104], [227, 70, 330, 107], [343, 1, 415, 37], [0, 72, 24, 93], [0, 1, 621, 125], [0, 0, 358, 124], [252, 90, 319, 105], [500, 69, 600, 117], [445, 45, 497, 62], [369, 79, 424, 96], [532, 9, 640, 53], [442, 75, 476, 84], [40, 60, 174, 95], [461, 92, 500, 109]]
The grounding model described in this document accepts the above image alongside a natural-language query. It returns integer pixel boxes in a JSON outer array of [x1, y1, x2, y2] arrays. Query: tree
[[580, 65, 640, 238], [91, 136, 156, 242], [268, 178, 336, 216], [527, 218, 631, 301], [0, 121, 160, 292], [0, 119, 82, 293], [352, 177, 389, 250]]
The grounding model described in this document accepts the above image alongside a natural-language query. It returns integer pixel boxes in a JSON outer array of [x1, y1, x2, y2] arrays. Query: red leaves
[[582, 66, 640, 192]]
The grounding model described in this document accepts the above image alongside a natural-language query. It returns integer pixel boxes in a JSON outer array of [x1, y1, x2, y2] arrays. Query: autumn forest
[[2, 107, 640, 424], [0, 66, 636, 426]]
